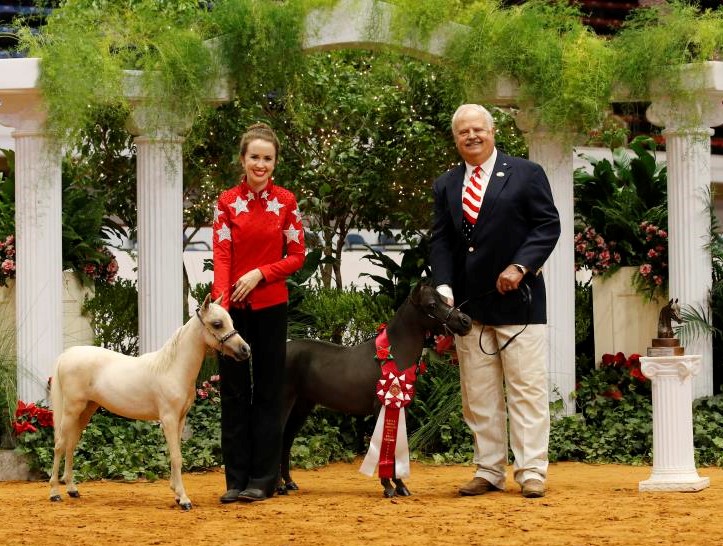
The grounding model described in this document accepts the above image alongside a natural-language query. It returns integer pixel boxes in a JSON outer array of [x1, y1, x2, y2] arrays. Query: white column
[[123, 68, 230, 354], [516, 116, 576, 414], [0, 84, 63, 403], [14, 130, 62, 403], [647, 85, 723, 399], [134, 134, 185, 353], [639, 355, 709, 492]]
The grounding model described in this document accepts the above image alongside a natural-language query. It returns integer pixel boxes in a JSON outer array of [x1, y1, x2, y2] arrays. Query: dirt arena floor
[[1, 460, 722, 546]]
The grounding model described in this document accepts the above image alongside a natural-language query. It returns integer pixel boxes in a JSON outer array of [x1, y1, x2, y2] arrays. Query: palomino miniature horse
[[280, 282, 472, 497], [49, 295, 250, 510]]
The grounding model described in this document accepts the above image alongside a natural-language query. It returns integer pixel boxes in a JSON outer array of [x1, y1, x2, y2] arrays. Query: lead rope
[[455, 284, 532, 356]]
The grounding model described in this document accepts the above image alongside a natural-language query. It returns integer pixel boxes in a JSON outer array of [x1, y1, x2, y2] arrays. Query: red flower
[[601, 353, 615, 367], [434, 335, 455, 354], [417, 361, 427, 375], [35, 408, 54, 427], [602, 388, 623, 400], [376, 323, 387, 334], [13, 421, 37, 435], [630, 367, 647, 382], [376, 345, 391, 361]]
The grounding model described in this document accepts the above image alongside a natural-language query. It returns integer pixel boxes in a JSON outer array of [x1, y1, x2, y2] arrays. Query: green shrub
[[82, 278, 139, 355], [292, 286, 392, 345]]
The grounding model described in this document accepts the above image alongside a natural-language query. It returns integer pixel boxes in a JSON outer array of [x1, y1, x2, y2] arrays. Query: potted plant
[[612, 1, 723, 126]]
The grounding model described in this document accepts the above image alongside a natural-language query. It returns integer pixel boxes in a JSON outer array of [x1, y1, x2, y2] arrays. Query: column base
[[639, 471, 709, 492]]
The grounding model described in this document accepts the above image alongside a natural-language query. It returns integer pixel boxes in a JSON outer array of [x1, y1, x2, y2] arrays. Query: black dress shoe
[[238, 488, 267, 502], [220, 488, 241, 503]]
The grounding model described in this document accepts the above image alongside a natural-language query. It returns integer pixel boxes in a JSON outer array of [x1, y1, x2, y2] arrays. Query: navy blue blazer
[[430, 152, 561, 325]]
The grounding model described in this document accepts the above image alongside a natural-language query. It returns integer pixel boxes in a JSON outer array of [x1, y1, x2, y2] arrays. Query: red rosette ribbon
[[360, 328, 419, 480]]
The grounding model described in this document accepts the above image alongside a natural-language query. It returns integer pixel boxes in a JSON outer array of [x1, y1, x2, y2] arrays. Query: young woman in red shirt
[[212, 123, 306, 503]]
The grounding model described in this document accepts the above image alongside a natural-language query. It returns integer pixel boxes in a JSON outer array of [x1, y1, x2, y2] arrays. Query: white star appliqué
[[261, 190, 269, 200], [216, 223, 231, 242], [292, 207, 302, 222], [266, 197, 284, 215], [246, 191, 255, 201], [230, 196, 249, 216], [283, 224, 301, 244], [213, 205, 223, 223]]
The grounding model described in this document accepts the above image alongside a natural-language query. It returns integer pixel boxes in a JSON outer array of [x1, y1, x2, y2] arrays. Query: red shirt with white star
[[212, 177, 305, 310]]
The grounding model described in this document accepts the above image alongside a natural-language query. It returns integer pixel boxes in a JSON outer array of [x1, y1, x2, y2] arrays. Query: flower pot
[[592, 266, 666, 365], [0, 271, 95, 356]]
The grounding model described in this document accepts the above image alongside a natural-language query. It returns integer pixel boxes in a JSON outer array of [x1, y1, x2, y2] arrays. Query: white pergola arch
[[1, 0, 722, 408]]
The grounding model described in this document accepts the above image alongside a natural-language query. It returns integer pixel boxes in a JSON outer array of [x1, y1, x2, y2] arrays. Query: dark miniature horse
[[280, 282, 472, 497]]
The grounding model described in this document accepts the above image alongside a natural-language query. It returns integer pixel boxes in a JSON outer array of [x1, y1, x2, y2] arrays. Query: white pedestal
[[639, 355, 709, 492]]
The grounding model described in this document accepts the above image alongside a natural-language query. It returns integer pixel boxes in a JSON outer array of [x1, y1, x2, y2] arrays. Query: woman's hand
[[231, 269, 263, 302]]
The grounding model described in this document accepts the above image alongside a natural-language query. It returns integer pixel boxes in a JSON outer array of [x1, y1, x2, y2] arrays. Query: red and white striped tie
[[462, 165, 483, 225]]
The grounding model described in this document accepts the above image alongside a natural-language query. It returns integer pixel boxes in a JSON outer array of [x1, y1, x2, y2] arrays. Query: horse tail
[[50, 353, 65, 442]]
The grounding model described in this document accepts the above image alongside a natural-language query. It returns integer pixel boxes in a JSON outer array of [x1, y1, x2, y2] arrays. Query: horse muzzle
[[231, 342, 251, 361], [453, 312, 473, 336]]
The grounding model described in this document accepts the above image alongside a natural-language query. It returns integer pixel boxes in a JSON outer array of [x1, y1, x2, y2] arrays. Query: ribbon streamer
[[360, 328, 417, 479]]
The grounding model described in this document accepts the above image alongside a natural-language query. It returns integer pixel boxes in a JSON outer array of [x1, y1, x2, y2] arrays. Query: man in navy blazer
[[430, 104, 560, 498]]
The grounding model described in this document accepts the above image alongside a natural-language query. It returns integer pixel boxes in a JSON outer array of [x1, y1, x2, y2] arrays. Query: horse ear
[[669, 298, 674, 305], [409, 282, 422, 303], [202, 293, 212, 310]]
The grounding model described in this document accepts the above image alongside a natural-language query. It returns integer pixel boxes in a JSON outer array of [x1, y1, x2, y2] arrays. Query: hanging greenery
[[13, 0, 723, 145], [445, 0, 616, 135], [18, 0, 222, 143], [613, 1, 723, 104]]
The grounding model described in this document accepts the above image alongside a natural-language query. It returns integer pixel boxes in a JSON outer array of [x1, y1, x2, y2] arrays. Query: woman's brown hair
[[239, 122, 280, 162]]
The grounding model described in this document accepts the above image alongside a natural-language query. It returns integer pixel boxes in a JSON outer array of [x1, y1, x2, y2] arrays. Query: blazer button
[[468, 246, 474, 252]]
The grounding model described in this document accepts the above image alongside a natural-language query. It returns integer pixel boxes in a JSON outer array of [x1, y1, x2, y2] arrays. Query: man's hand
[[496, 265, 524, 294]]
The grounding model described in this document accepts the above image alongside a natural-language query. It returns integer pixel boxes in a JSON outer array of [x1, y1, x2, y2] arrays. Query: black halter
[[195, 307, 239, 347]]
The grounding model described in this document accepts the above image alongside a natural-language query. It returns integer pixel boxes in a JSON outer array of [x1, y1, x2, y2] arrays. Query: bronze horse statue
[[280, 282, 472, 498], [657, 298, 682, 339]]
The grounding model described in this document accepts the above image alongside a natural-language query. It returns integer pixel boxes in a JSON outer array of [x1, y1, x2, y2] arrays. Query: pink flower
[[639, 264, 652, 276], [654, 275, 663, 286], [197, 388, 208, 399], [647, 248, 658, 258], [1, 259, 15, 274], [657, 230, 667, 238]]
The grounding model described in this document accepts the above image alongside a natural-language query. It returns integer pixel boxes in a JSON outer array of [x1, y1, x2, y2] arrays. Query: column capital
[[123, 68, 231, 138], [0, 58, 46, 133], [640, 355, 702, 381], [0, 92, 48, 135], [646, 62, 723, 131]]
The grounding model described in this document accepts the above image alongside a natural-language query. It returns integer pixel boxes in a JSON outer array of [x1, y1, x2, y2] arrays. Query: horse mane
[[147, 322, 187, 373]]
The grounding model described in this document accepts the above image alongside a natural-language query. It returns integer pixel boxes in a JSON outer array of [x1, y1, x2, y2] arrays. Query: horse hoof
[[277, 487, 288, 496], [285, 481, 299, 491], [179, 502, 192, 511], [395, 486, 411, 497], [383, 489, 395, 498], [50, 495, 62, 502], [68, 491, 81, 498]]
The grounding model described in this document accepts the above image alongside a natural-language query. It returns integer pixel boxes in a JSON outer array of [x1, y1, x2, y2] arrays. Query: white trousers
[[455, 322, 549, 490]]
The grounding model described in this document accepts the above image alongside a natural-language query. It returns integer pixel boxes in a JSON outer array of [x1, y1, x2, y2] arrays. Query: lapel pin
[[496, 172, 505, 177]]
